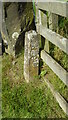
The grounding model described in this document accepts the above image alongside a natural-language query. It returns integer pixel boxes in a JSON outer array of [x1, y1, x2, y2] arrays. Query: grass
[[2, 3, 68, 119], [2, 50, 68, 118], [41, 16, 68, 102], [43, 17, 68, 102], [41, 62, 68, 102]]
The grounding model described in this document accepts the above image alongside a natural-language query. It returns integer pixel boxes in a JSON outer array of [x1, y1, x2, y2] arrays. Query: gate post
[[24, 30, 39, 83]]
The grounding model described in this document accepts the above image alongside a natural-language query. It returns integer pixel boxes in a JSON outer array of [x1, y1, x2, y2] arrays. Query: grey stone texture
[[0, 33, 2, 55], [24, 30, 39, 82], [2, 3, 35, 56]]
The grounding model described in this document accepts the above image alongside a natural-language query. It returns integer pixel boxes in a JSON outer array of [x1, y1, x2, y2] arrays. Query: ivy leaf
[[40, 70, 47, 77]]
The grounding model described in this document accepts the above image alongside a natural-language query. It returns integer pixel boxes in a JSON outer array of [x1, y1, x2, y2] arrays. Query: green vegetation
[[49, 17, 68, 71], [58, 17, 68, 38], [40, 16, 68, 103], [41, 62, 68, 102], [2, 51, 68, 118], [49, 44, 68, 72], [2, 3, 68, 119], [40, 70, 47, 77]]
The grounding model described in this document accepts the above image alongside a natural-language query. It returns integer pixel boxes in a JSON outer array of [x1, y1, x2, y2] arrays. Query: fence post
[[39, 10, 45, 50], [24, 30, 39, 83], [35, 4, 40, 33], [0, 1, 2, 119], [41, 10, 49, 53]]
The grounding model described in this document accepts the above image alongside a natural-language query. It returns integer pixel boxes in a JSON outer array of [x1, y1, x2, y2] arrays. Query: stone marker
[[24, 30, 39, 83]]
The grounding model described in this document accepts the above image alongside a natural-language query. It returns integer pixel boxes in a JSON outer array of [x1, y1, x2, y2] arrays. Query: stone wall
[[2, 2, 35, 56]]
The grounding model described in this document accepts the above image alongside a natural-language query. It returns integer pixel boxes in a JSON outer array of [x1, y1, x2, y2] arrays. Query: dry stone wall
[[2, 2, 35, 56]]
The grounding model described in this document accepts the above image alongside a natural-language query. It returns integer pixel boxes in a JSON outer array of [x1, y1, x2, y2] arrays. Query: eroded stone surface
[[24, 30, 39, 82], [2, 3, 35, 56]]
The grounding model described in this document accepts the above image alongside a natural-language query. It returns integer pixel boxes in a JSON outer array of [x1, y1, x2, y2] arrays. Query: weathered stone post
[[24, 30, 39, 83], [0, 33, 2, 56]]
